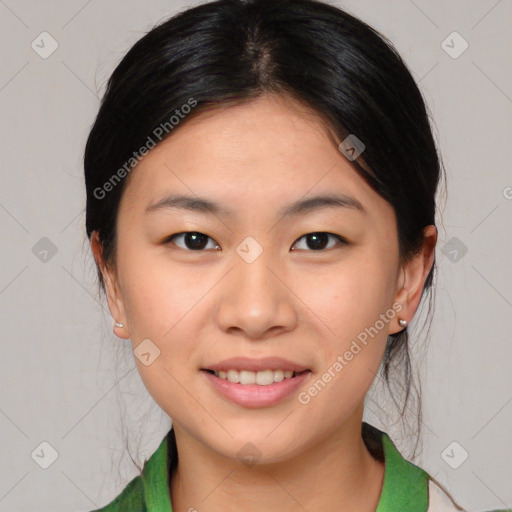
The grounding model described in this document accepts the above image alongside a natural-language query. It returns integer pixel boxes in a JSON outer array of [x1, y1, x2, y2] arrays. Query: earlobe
[[390, 225, 437, 334], [112, 321, 129, 339]]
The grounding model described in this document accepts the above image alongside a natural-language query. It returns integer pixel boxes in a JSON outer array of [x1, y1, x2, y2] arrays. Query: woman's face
[[96, 94, 427, 463]]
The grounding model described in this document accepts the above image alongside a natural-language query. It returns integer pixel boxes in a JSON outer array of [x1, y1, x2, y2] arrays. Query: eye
[[164, 231, 346, 252], [291, 232, 348, 251], [165, 231, 220, 251]]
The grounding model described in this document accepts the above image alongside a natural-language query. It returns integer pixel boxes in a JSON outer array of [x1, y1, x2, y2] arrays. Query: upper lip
[[202, 356, 310, 373]]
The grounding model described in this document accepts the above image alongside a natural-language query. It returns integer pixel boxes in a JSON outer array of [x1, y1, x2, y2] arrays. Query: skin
[[92, 93, 436, 512]]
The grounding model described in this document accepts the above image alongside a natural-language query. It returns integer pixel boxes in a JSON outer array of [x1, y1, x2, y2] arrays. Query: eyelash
[[164, 231, 349, 252]]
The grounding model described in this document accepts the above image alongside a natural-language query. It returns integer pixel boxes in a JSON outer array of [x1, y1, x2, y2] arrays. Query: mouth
[[200, 358, 312, 408], [201, 368, 310, 386]]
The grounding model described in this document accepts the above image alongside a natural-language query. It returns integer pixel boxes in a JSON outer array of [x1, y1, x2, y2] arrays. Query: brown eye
[[291, 232, 347, 251], [166, 232, 220, 251]]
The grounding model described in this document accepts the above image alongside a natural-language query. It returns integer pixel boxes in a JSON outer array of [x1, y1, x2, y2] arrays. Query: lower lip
[[201, 370, 311, 408]]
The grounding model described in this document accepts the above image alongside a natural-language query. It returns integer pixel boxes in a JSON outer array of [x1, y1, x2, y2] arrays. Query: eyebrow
[[144, 192, 365, 217]]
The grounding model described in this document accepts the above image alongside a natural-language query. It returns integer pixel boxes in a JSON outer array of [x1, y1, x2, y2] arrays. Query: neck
[[169, 409, 385, 512]]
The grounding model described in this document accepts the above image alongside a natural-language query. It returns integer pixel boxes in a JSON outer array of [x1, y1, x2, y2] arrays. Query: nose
[[215, 250, 298, 340]]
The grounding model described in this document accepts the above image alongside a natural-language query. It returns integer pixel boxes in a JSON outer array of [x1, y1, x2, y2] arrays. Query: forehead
[[119, 94, 393, 223]]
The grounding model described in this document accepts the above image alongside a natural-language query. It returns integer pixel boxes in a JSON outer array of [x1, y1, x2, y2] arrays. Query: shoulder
[[427, 477, 465, 511], [427, 477, 512, 512], [364, 423, 510, 512]]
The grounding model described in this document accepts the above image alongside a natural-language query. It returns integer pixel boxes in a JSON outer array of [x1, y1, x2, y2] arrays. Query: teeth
[[255, 370, 273, 385], [213, 369, 299, 385], [227, 369, 239, 383], [274, 369, 284, 382]]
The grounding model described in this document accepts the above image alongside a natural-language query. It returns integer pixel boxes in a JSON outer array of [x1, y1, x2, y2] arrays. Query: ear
[[91, 231, 130, 339], [389, 225, 437, 334]]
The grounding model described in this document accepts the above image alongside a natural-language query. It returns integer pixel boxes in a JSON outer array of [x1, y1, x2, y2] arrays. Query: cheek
[[292, 253, 398, 356], [117, 251, 213, 413], [119, 246, 207, 338], [292, 258, 395, 428], [116, 247, 214, 394]]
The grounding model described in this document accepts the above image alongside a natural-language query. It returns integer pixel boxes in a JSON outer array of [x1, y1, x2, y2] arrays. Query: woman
[[84, 0, 509, 510]]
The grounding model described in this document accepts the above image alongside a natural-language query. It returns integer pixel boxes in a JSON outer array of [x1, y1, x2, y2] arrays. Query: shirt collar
[[376, 426, 429, 511]]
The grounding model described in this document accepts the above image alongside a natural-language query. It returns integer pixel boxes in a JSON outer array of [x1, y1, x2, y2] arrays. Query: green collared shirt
[[91, 424, 511, 512]]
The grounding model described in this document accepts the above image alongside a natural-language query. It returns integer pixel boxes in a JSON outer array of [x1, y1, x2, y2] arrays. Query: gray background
[[0, 0, 511, 510]]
